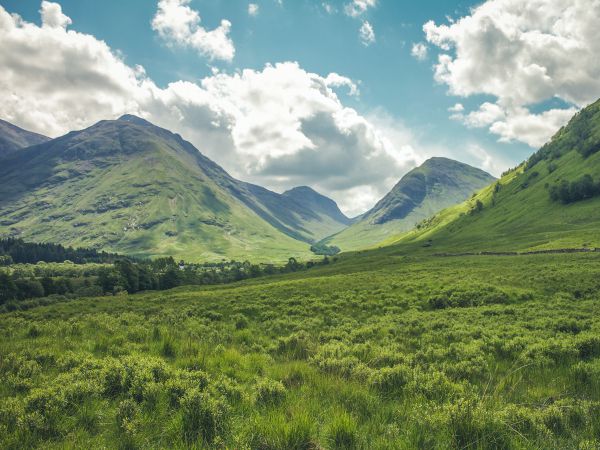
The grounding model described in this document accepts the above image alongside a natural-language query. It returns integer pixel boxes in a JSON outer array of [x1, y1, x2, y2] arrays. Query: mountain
[[282, 186, 351, 233], [0, 115, 347, 262], [383, 98, 600, 252], [324, 157, 495, 251], [0, 119, 50, 157]]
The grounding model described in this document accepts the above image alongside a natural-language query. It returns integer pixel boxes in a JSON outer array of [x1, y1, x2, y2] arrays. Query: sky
[[1, 0, 599, 216]]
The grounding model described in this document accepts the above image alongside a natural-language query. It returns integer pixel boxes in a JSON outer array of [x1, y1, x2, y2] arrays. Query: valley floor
[[1, 250, 600, 448]]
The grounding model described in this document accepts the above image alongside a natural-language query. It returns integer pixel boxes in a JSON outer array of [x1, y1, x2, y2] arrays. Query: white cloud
[[0, 2, 431, 216], [448, 103, 464, 113], [152, 0, 235, 62], [359, 21, 375, 46], [344, 0, 376, 18], [40, 1, 71, 28], [466, 144, 510, 177], [410, 42, 428, 61], [248, 3, 259, 16], [424, 0, 600, 147], [324, 73, 360, 96]]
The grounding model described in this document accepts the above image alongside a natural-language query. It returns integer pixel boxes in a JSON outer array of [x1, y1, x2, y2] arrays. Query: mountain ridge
[[0, 119, 51, 158], [324, 157, 496, 251], [381, 98, 600, 253], [0, 116, 348, 261]]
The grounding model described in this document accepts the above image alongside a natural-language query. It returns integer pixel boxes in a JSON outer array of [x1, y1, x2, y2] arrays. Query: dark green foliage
[[310, 242, 341, 256], [549, 174, 600, 204], [0, 238, 126, 264]]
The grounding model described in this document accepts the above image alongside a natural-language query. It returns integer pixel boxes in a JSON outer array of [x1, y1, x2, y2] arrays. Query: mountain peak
[[117, 114, 153, 127], [283, 186, 351, 225], [283, 186, 319, 196]]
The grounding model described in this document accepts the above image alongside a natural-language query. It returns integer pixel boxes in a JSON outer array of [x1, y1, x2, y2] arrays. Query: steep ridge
[[382, 99, 600, 252], [0, 115, 348, 261], [325, 157, 495, 251]]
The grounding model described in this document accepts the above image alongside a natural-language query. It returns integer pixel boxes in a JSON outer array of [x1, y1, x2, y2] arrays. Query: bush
[[369, 365, 411, 397], [116, 399, 139, 432], [181, 389, 226, 445], [276, 331, 314, 360], [254, 378, 287, 406]]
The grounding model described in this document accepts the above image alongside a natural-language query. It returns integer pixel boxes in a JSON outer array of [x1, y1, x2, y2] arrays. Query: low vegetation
[[1, 251, 599, 448]]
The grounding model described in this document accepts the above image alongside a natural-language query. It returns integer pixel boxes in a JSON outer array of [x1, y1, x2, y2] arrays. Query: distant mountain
[[382, 98, 600, 252], [0, 119, 50, 157], [325, 157, 495, 251], [283, 186, 351, 231], [0, 115, 347, 262]]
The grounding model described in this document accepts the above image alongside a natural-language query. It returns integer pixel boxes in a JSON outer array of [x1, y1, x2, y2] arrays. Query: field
[[1, 247, 600, 449]]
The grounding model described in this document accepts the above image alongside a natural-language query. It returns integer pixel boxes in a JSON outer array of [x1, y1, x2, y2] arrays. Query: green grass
[[2, 250, 600, 448]]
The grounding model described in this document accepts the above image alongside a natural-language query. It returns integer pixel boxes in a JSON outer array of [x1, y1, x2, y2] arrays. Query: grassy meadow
[[1, 248, 600, 449]]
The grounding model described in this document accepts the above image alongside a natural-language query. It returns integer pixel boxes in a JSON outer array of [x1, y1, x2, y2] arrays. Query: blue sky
[[1, 0, 597, 214]]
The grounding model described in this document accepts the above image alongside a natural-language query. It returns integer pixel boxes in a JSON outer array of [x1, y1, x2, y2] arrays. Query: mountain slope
[[383, 99, 600, 252], [0, 119, 50, 157], [325, 157, 495, 251], [0, 115, 344, 262]]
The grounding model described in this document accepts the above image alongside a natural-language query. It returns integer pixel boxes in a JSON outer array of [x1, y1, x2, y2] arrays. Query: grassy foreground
[[1, 249, 600, 449]]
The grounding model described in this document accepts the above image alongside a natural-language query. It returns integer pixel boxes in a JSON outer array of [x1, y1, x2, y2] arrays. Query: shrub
[[276, 331, 314, 360], [180, 389, 226, 445], [233, 313, 249, 330], [116, 399, 139, 432], [254, 378, 287, 406], [369, 365, 411, 397]]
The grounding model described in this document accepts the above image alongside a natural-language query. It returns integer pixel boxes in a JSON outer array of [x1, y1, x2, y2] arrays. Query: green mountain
[[325, 157, 495, 251], [0, 115, 347, 262], [383, 99, 600, 252], [0, 119, 50, 158]]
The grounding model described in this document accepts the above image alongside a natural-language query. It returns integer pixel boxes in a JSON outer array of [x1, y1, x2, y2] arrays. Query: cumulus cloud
[[359, 21, 375, 46], [410, 42, 428, 61], [0, 2, 426, 216], [40, 1, 71, 28], [152, 0, 235, 62], [248, 3, 259, 16], [424, 0, 600, 147], [344, 0, 376, 18], [324, 73, 360, 96]]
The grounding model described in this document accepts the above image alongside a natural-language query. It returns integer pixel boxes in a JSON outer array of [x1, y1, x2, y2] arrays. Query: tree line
[[0, 255, 335, 305], [0, 238, 128, 265]]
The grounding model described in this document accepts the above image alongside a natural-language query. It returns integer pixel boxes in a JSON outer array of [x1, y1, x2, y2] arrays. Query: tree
[[15, 278, 45, 299], [115, 260, 140, 293], [0, 271, 17, 304]]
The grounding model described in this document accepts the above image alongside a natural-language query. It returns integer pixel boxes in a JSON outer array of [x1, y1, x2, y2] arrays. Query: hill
[[0, 119, 50, 158], [383, 99, 600, 252], [0, 115, 347, 262], [325, 157, 495, 251]]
